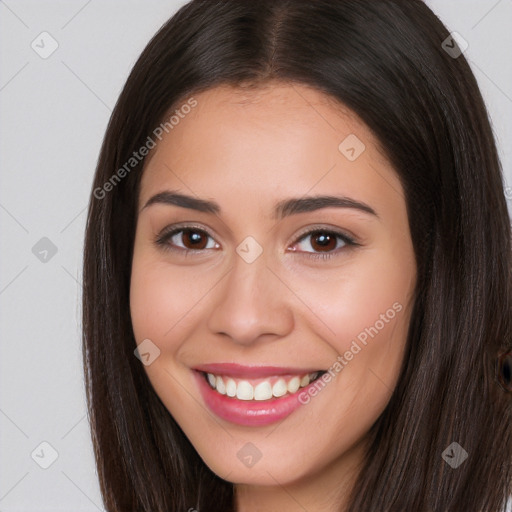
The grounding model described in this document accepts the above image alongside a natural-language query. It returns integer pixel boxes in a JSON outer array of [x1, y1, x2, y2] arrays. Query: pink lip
[[192, 362, 323, 378], [193, 368, 323, 427]]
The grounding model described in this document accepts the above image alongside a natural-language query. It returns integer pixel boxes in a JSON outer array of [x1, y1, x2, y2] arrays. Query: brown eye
[[156, 226, 219, 252], [309, 232, 337, 252], [179, 229, 209, 249], [292, 229, 355, 257]]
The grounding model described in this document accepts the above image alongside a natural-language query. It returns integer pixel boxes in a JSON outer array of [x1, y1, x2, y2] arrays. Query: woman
[[82, 1, 512, 510]]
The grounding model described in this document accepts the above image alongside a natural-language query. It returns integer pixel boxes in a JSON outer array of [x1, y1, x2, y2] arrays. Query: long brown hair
[[82, 1, 512, 510]]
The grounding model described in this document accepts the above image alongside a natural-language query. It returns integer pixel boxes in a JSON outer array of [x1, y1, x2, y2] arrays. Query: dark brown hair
[[82, 1, 512, 510]]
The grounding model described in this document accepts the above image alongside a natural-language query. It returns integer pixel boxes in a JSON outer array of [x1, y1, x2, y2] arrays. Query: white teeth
[[254, 381, 273, 400], [236, 381, 254, 400], [215, 375, 226, 395], [300, 374, 310, 387], [287, 376, 300, 394], [206, 371, 321, 401], [272, 379, 288, 397], [225, 378, 237, 397]]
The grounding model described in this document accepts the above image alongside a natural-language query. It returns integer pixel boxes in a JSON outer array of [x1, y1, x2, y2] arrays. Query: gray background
[[0, 1, 511, 510]]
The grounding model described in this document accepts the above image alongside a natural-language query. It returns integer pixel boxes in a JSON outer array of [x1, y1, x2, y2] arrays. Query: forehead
[[138, 83, 402, 214]]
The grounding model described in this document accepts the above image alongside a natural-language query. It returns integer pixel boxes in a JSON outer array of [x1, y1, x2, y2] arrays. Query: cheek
[[129, 258, 209, 412], [294, 259, 412, 442], [130, 257, 214, 343], [286, 251, 413, 426], [290, 252, 412, 357], [130, 263, 174, 343]]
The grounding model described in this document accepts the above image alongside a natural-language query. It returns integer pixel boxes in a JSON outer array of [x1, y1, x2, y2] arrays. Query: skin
[[130, 82, 417, 512]]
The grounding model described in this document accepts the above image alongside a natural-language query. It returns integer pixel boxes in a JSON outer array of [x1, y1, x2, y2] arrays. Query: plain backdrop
[[0, 1, 511, 510]]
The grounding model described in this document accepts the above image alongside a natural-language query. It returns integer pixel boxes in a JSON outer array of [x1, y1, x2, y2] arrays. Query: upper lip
[[192, 362, 324, 378]]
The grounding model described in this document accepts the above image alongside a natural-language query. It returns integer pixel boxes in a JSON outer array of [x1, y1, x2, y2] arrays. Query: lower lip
[[194, 371, 315, 427]]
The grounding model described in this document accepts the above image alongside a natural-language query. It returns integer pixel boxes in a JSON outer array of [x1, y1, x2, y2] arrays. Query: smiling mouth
[[200, 370, 327, 401]]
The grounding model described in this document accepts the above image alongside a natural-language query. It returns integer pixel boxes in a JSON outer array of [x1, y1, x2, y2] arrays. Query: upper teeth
[[206, 372, 320, 401]]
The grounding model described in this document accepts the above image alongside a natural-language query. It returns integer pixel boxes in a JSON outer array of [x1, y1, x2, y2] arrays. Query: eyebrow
[[141, 190, 378, 219]]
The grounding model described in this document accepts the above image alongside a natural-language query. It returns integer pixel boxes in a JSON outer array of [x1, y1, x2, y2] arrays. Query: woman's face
[[130, 83, 416, 493]]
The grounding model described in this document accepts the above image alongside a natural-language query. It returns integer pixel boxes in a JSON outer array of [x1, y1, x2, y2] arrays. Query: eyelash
[[154, 224, 359, 260]]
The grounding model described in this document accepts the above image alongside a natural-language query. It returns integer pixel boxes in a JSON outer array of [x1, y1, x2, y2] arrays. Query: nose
[[206, 253, 294, 346]]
